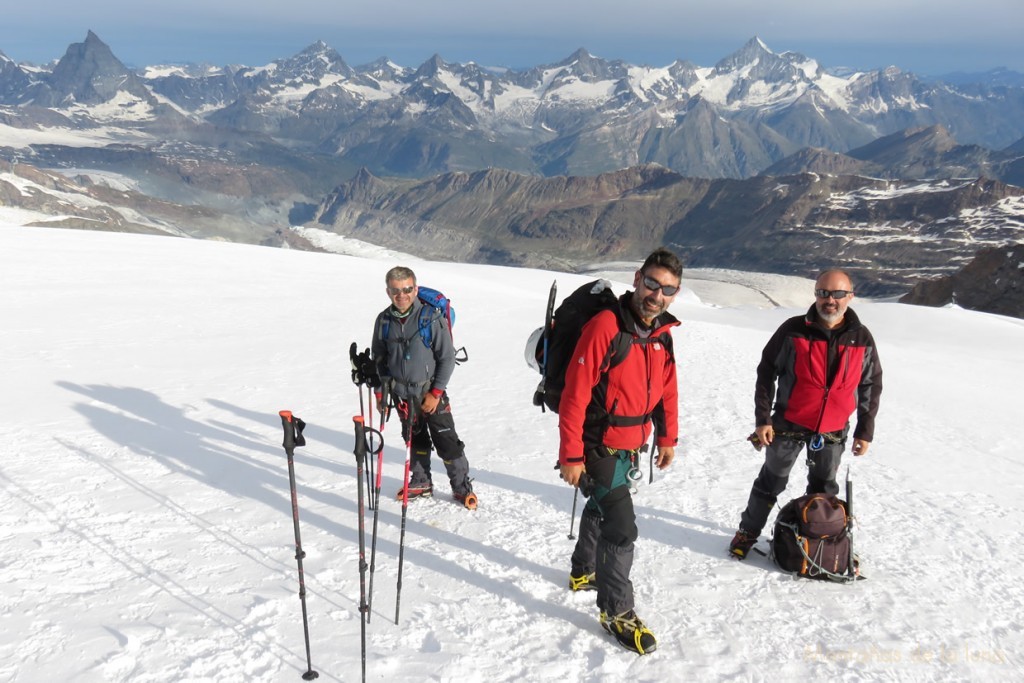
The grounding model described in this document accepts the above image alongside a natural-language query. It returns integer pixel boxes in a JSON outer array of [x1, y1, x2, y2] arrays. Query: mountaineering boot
[[395, 482, 433, 501], [600, 610, 657, 655], [452, 476, 476, 510], [454, 490, 478, 510], [569, 571, 597, 592], [729, 529, 758, 559]]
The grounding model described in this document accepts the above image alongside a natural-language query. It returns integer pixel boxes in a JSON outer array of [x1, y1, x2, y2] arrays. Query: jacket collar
[[390, 297, 422, 320]]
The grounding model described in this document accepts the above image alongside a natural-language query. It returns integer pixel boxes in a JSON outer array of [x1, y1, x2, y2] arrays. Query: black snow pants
[[398, 392, 472, 496], [739, 427, 848, 537], [570, 447, 640, 618]]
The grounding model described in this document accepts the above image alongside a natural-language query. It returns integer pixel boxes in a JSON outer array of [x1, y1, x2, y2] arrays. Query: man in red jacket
[[730, 269, 883, 559], [559, 247, 681, 655]]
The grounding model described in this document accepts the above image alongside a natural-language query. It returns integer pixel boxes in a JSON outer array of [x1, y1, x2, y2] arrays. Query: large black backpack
[[771, 493, 859, 583], [528, 280, 671, 414]]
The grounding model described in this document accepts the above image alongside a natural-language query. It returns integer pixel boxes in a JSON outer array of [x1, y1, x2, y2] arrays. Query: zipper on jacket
[[817, 340, 851, 431], [813, 386, 830, 433]]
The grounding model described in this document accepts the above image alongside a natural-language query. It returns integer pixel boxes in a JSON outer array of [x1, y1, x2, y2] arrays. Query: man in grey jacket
[[372, 266, 477, 510]]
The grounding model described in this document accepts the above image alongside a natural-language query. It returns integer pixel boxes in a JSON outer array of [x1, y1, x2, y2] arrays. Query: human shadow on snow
[[57, 382, 596, 634]]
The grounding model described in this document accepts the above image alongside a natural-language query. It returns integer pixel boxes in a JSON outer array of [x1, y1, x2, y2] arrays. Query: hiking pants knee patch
[[597, 486, 638, 546]]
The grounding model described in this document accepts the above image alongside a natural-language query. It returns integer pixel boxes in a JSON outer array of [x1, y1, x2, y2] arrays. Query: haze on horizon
[[1, 0, 1022, 76]]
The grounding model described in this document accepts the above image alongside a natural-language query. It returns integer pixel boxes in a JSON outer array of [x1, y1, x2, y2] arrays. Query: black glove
[[349, 343, 381, 388]]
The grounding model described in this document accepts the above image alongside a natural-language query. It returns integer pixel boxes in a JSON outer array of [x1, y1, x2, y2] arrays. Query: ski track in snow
[[1, 226, 1023, 681]]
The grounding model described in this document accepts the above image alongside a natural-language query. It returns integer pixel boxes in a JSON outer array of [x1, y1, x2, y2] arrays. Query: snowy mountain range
[[3, 31, 1024, 181], [2, 32, 1024, 305]]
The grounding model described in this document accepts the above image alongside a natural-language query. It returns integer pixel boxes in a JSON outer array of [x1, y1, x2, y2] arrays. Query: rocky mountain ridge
[[900, 244, 1024, 317], [765, 125, 1024, 186], [312, 165, 1024, 295]]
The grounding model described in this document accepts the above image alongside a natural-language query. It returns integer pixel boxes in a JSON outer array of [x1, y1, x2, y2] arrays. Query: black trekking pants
[[570, 447, 640, 617], [739, 429, 847, 537], [399, 393, 472, 496]]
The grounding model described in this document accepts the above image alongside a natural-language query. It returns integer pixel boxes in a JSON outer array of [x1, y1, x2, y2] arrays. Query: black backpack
[[528, 280, 671, 414], [771, 493, 859, 582]]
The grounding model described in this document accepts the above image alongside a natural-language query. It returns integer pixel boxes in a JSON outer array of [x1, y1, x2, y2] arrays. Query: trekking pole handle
[[280, 411, 295, 450], [354, 416, 367, 462], [279, 410, 306, 452]]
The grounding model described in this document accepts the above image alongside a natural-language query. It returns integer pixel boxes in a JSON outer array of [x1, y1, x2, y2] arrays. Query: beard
[[632, 292, 667, 323], [816, 302, 843, 324]]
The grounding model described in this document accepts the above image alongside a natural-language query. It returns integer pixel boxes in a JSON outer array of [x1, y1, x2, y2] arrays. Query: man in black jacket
[[730, 269, 882, 558]]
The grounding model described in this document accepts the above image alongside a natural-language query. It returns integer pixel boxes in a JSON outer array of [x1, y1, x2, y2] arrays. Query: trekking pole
[[645, 428, 657, 484], [556, 460, 581, 540], [365, 399, 386, 623], [363, 385, 376, 505], [846, 466, 856, 579], [395, 400, 414, 625], [352, 416, 370, 683], [350, 343, 378, 508], [567, 487, 580, 540], [349, 343, 391, 620], [278, 410, 319, 681]]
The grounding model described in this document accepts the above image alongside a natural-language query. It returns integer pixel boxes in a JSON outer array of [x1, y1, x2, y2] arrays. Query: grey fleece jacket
[[371, 299, 456, 400]]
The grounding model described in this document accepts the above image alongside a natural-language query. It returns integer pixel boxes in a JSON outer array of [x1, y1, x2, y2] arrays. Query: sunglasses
[[641, 275, 680, 297], [814, 289, 852, 300], [387, 286, 416, 295]]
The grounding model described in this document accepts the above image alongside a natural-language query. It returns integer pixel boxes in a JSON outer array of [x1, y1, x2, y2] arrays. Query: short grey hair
[[385, 266, 417, 285]]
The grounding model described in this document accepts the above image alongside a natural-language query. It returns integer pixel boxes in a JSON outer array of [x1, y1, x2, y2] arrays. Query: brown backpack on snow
[[771, 493, 859, 582]]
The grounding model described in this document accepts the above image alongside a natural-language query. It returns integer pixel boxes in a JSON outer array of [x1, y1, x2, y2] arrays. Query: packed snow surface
[[1, 226, 1022, 681]]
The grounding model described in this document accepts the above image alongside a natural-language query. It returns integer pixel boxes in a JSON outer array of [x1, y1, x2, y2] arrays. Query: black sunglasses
[[814, 289, 852, 300], [387, 285, 416, 295], [641, 275, 680, 297]]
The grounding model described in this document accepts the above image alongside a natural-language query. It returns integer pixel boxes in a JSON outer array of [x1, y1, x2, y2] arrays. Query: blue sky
[[1, 0, 1021, 75]]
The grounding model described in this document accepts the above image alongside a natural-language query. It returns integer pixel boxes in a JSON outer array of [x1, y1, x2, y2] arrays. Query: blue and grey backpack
[[383, 286, 467, 363]]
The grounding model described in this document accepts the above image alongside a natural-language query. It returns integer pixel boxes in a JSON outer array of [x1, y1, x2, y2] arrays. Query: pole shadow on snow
[[54, 382, 344, 678], [632, 501, 738, 561], [56, 382, 306, 506], [55, 380, 356, 616], [210, 399, 596, 587], [479, 468, 578, 507], [57, 383, 592, 634], [208, 399, 600, 628], [2, 441, 315, 681], [478, 459, 739, 563], [206, 398, 351, 479]]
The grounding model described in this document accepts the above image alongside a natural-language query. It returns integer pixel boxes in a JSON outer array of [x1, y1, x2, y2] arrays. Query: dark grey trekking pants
[[400, 393, 472, 496], [570, 448, 639, 617], [739, 430, 847, 537]]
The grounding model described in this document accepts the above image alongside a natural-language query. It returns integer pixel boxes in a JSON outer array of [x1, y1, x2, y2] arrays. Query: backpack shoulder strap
[[417, 303, 442, 347], [603, 331, 634, 373]]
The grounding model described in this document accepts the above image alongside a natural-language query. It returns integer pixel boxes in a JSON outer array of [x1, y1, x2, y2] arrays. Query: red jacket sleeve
[[655, 350, 679, 448]]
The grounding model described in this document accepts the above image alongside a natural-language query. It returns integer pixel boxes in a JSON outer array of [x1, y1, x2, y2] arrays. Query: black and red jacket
[[559, 294, 680, 465], [755, 306, 882, 441]]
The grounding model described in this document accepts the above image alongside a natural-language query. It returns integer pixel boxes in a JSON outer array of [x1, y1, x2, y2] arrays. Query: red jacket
[[558, 296, 679, 465], [755, 306, 882, 441]]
